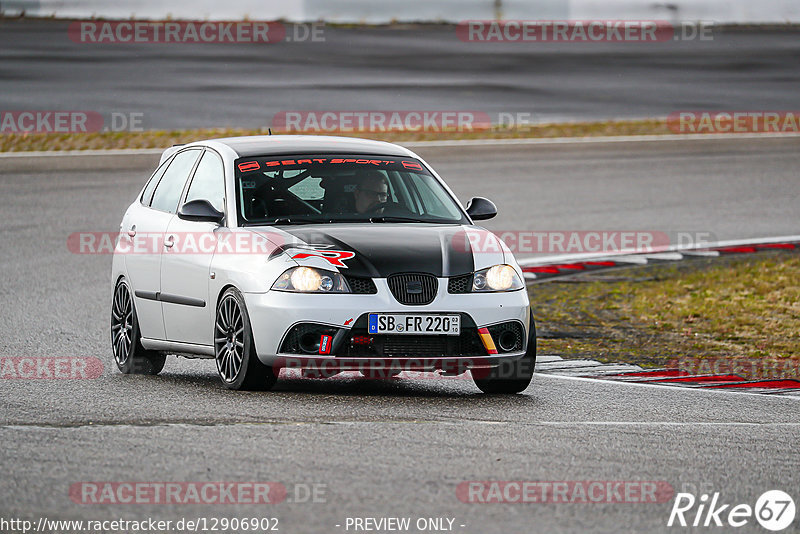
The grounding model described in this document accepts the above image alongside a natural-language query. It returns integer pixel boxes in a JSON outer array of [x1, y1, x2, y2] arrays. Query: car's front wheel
[[472, 311, 537, 394], [111, 279, 166, 375], [214, 288, 277, 391]]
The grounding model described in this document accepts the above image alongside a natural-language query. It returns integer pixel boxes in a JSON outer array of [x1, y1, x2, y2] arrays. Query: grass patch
[[530, 252, 800, 379], [0, 118, 672, 152]]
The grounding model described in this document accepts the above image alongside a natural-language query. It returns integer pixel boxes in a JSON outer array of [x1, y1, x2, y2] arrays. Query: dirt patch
[[0, 119, 672, 152]]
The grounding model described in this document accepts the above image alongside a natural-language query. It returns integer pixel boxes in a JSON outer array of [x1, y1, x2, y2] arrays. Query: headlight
[[272, 267, 351, 293], [472, 264, 523, 292]]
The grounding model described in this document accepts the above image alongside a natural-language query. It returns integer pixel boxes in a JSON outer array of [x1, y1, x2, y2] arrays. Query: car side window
[[140, 157, 172, 206], [150, 149, 201, 214], [184, 150, 225, 212], [407, 173, 461, 219]]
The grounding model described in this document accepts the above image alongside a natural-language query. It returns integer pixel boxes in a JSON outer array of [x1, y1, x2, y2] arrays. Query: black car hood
[[273, 224, 479, 278]]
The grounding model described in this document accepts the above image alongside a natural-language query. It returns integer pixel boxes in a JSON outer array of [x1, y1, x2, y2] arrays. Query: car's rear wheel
[[214, 288, 277, 391], [111, 279, 166, 375], [472, 310, 536, 394]]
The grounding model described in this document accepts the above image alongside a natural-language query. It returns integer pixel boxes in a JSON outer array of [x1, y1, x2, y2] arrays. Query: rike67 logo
[[668, 490, 795, 531]]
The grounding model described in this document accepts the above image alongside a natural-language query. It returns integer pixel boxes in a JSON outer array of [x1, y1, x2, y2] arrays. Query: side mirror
[[465, 197, 497, 221], [178, 199, 224, 224]]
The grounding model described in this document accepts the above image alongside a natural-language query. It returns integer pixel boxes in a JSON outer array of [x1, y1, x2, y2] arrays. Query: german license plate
[[368, 314, 460, 335]]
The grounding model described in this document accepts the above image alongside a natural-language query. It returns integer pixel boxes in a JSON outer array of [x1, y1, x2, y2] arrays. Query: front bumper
[[243, 278, 530, 370]]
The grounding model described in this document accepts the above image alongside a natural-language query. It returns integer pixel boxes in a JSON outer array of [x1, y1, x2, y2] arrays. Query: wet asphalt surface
[[1, 20, 799, 128], [1, 137, 799, 532]]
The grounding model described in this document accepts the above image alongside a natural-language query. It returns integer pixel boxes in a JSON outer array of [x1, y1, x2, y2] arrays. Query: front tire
[[111, 279, 166, 375], [473, 311, 537, 394], [214, 288, 277, 391]]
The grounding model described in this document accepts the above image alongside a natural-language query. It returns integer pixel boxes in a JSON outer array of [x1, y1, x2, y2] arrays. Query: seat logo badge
[[406, 280, 423, 294], [237, 161, 261, 172]]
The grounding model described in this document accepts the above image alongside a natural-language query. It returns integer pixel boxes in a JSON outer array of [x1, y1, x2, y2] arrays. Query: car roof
[[188, 135, 417, 158]]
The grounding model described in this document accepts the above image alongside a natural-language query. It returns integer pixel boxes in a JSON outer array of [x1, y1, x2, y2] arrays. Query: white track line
[[540, 374, 800, 400], [0, 148, 163, 158], [403, 131, 800, 148], [641, 252, 686, 261], [528, 421, 800, 428]]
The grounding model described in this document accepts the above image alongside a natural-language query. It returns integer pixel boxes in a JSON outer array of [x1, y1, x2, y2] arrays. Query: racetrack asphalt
[[1, 137, 799, 532], [1, 20, 800, 128]]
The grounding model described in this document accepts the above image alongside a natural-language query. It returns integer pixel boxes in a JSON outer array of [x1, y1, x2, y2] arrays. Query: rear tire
[[473, 311, 536, 394], [111, 279, 166, 375], [214, 287, 277, 391]]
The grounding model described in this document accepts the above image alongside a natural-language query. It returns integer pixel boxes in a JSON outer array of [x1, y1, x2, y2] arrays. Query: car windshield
[[234, 154, 468, 225]]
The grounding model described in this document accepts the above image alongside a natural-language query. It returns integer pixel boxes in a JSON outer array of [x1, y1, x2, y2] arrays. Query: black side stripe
[[134, 290, 206, 308]]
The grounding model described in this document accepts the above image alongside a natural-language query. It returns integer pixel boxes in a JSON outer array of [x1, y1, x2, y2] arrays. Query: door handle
[[127, 225, 136, 238], [164, 235, 174, 248]]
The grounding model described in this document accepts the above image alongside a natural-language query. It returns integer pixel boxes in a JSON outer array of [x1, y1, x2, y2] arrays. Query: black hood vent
[[387, 273, 438, 305]]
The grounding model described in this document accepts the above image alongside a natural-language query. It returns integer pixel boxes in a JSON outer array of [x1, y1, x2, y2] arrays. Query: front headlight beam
[[472, 264, 524, 292], [272, 266, 351, 293]]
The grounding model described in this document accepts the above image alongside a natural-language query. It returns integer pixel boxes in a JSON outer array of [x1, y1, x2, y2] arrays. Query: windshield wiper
[[368, 216, 431, 223], [242, 216, 438, 226], [242, 217, 331, 226]]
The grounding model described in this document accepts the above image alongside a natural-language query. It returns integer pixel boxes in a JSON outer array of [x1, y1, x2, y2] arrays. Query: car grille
[[447, 274, 473, 294], [383, 335, 447, 357], [387, 273, 437, 305], [347, 329, 487, 358], [344, 275, 377, 294], [279, 314, 491, 359]]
